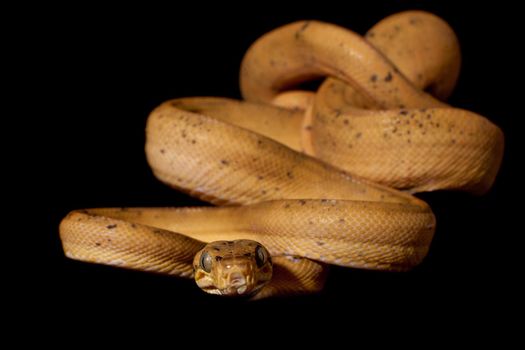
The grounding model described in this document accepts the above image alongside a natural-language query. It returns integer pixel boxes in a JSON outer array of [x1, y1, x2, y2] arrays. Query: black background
[[18, 0, 520, 333]]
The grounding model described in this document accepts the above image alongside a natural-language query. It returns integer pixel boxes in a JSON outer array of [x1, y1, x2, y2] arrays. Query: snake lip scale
[[59, 11, 504, 299]]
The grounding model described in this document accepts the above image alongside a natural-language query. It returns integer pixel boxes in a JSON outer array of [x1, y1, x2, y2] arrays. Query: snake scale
[[59, 11, 503, 299]]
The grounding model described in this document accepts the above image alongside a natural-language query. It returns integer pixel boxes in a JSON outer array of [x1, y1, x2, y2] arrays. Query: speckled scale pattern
[[310, 80, 504, 193], [60, 207, 338, 297], [60, 210, 204, 278], [59, 11, 504, 299], [240, 19, 443, 109], [365, 11, 461, 100], [239, 11, 503, 194], [146, 100, 425, 207]]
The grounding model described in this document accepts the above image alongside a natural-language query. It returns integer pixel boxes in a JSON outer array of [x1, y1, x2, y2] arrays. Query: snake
[[59, 11, 504, 299]]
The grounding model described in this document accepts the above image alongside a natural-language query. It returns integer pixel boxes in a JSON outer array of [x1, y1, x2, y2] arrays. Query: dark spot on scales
[[221, 159, 229, 165], [257, 175, 264, 180], [287, 171, 294, 179], [95, 242, 101, 246], [370, 74, 378, 82], [317, 241, 325, 246], [106, 224, 117, 229], [160, 149, 165, 154], [400, 110, 408, 115], [384, 72, 393, 82], [355, 132, 362, 139], [295, 21, 311, 39], [299, 200, 306, 205], [244, 253, 252, 257], [213, 247, 221, 251], [215, 256, 223, 262]]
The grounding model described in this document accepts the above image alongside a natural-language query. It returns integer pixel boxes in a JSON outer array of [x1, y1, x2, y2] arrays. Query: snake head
[[193, 240, 272, 297]]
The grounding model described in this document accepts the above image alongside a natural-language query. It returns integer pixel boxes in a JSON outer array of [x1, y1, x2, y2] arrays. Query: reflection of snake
[[59, 11, 504, 299]]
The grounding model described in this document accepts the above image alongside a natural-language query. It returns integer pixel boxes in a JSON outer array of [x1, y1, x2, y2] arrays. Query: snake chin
[[219, 284, 250, 296], [218, 277, 270, 297], [197, 272, 268, 297]]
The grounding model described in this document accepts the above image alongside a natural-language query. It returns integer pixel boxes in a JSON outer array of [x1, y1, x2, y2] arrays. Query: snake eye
[[255, 245, 268, 268], [199, 251, 213, 273]]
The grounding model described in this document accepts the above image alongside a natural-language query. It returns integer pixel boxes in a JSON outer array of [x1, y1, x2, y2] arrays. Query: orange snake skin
[[59, 11, 503, 299]]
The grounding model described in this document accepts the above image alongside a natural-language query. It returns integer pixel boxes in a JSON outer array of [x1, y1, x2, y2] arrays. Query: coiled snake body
[[59, 11, 503, 299]]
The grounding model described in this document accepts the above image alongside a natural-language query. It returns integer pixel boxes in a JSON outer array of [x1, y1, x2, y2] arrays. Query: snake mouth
[[220, 284, 249, 296]]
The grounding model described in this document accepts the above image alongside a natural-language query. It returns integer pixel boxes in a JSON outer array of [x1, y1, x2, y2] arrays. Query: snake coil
[[59, 11, 503, 299]]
